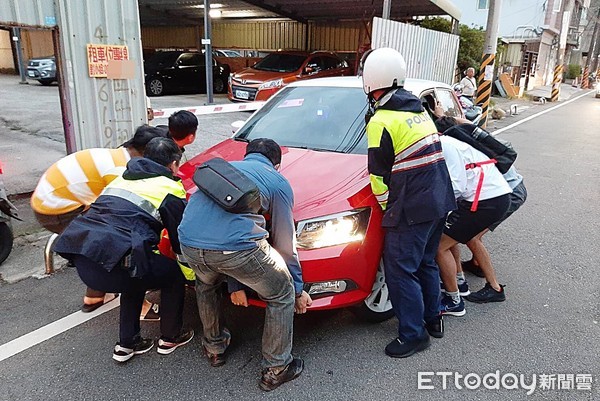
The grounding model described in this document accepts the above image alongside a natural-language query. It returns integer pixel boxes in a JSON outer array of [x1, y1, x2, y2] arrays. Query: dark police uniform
[[367, 88, 456, 342]]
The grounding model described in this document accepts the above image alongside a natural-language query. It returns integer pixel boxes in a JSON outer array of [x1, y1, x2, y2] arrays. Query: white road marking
[[491, 91, 590, 136], [0, 298, 120, 362]]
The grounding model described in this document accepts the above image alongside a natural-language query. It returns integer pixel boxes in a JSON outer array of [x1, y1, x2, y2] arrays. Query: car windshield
[[253, 54, 308, 73], [235, 86, 369, 154]]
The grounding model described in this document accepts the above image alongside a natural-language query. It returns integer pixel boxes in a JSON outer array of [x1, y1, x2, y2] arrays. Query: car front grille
[[231, 85, 257, 101]]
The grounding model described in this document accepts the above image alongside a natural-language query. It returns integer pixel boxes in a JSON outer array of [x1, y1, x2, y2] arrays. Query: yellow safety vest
[[102, 175, 195, 280], [367, 108, 440, 209]]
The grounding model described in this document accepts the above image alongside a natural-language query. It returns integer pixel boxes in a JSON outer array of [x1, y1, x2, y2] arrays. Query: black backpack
[[443, 124, 517, 174]]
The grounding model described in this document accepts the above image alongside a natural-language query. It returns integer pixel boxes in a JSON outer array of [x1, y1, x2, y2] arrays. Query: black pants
[[73, 253, 185, 347]]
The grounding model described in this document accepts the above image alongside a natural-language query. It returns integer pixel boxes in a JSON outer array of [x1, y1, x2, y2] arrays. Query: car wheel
[[0, 222, 13, 265], [39, 79, 54, 86], [351, 258, 394, 322], [148, 78, 164, 96], [213, 77, 225, 94]]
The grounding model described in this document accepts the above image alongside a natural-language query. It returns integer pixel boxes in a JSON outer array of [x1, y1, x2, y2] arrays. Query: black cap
[[121, 125, 170, 150]]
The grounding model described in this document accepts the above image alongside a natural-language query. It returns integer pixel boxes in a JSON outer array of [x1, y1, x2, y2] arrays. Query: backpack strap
[[465, 159, 497, 212]]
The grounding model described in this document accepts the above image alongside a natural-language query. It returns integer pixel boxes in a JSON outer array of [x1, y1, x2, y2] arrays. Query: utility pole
[[203, 0, 214, 104], [382, 0, 391, 19], [475, 0, 502, 128], [585, 6, 600, 81], [551, 0, 572, 101]]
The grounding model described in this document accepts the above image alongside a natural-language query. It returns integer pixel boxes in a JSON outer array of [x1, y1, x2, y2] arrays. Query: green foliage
[[565, 64, 581, 79], [419, 17, 486, 76]]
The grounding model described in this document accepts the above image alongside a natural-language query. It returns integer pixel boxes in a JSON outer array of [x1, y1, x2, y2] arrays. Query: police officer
[[362, 48, 456, 358], [54, 137, 193, 362]]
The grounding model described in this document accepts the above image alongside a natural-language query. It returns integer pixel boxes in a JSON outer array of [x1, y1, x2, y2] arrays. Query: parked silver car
[[27, 56, 57, 86]]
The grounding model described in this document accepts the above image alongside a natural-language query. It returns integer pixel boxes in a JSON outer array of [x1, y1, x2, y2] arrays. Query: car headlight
[[258, 78, 284, 91], [296, 209, 370, 249]]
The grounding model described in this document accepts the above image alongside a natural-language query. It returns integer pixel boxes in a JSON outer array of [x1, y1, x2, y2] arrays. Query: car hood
[[178, 139, 372, 220], [232, 68, 295, 83]]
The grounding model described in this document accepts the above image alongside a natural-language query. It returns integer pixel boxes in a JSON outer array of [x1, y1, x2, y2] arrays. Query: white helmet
[[362, 47, 407, 95]]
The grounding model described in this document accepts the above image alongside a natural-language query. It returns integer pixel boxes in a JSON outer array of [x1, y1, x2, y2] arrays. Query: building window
[[477, 0, 489, 10], [553, 0, 562, 12]]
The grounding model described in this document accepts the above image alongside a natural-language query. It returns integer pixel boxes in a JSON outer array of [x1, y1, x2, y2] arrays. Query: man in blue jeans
[[179, 138, 311, 391]]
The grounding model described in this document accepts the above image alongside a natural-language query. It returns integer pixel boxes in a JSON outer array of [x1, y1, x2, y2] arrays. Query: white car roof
[[287, 76, 453, 94]]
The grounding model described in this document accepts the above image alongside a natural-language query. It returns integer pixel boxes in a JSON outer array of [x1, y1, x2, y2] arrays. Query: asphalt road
[[0, 75, 598, 400]]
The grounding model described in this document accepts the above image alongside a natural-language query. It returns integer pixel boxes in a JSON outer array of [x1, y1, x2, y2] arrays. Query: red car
[[177, 76, 464, 322], [228, 50, 352, 102]]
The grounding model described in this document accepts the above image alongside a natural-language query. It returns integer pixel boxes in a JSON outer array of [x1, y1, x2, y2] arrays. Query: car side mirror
[[231, 120, 245, 133]]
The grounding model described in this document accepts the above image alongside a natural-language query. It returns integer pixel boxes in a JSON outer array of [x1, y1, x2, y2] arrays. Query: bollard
[[44, 233, 59, 275], [582, 67, 589, 89]]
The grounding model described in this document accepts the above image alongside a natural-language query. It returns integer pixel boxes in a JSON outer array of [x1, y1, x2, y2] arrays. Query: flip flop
[[81, 293, 119, 313]]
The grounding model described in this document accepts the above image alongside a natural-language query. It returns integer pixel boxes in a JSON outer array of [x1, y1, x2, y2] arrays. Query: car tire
[[351, 258, 394, 322], [147, 78, 164, 96], [39, 79, 54, 86], [213, 77, 226, 94], [0, 222, 13, 265]]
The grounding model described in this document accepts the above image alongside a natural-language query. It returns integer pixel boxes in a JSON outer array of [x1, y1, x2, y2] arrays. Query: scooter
[[0, 162, 20, 265], [453, 84, 483, 125]]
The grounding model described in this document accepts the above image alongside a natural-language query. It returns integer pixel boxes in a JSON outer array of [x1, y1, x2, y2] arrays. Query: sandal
[[81, 293, 119, 313], [140, 303, 160, 321]]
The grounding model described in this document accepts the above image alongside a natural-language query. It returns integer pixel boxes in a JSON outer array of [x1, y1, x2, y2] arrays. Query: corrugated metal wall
[[309, 21, 363, 52], [141, 20, 364, 53], [372, 17, 459, 84], [55, 0, 147, 151], [141, 26, 198, 49], [0, 0, 56, 28], [501, 43, 524, 67], [213, 20, 306, 51]]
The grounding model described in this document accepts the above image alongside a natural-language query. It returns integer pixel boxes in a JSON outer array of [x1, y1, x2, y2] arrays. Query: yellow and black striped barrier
[[582, 67, 589, 89], [475, 53, 495, 128], [551, 64, 562, 102]]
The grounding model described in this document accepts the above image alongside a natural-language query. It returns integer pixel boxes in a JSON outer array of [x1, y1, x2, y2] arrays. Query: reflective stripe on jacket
[[366, 89, 456, 228]]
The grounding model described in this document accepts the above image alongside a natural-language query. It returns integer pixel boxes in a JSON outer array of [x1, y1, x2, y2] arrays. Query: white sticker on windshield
[[278, 99, 304, 108]]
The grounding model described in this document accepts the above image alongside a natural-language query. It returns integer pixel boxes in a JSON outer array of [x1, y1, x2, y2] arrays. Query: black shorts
[[488, 180, 527, 231], [444, 194, 510, 244]]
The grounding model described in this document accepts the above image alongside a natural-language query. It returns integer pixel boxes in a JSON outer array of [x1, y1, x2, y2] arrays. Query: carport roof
[[139, 0, 461, 25]]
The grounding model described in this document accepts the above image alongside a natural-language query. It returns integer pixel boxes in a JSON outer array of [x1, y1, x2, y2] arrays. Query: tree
[[419, 17, 486, 74]]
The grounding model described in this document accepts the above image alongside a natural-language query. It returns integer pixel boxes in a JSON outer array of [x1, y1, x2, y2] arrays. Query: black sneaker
[[385, 336, 431, 358], [425, 316, 444, 338], [461, 259, 485, 278], [465, 283, 506, 303], [259, 358, 304, 391], [157, 329, 194, 355], [112, 338, 154, 363]]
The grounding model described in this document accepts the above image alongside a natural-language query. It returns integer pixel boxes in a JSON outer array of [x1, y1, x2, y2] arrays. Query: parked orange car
[[228, 50, 353, 102]]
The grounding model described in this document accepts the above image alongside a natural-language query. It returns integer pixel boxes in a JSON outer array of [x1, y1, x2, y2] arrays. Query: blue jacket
[[54, 158, 187, 278], [179, 153, 303, 294]]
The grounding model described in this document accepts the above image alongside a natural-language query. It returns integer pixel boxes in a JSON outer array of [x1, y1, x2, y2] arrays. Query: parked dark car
[[27, 56, 57, 86], [144, 51, 231, 96]]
